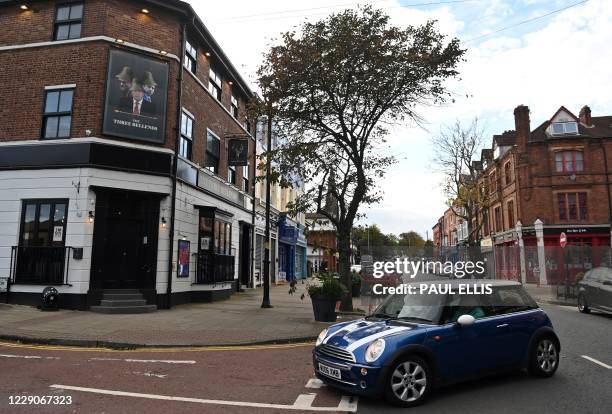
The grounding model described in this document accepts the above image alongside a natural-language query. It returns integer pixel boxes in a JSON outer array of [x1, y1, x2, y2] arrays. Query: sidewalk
[[523, 283, 577, 307], [0, 282, 359, 348]]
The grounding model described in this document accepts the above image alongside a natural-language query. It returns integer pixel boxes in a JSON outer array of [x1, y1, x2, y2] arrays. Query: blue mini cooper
[[313, 280, 560, 407]]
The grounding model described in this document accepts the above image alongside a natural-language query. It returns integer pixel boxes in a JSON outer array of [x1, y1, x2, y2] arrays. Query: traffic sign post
[[560, 232, 569, 298]]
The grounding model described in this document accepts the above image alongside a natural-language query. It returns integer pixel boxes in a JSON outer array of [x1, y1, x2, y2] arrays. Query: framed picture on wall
[[178, 240, 190, 278]]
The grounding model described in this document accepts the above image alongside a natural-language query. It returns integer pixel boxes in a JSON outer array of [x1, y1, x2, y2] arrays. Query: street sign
[[560, 232, 567, 248]]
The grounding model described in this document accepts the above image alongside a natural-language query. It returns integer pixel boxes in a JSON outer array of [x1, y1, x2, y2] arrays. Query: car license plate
[[318, 363, 341, 379]]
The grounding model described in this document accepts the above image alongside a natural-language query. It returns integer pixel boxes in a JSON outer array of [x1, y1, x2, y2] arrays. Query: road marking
[[305, 378, 326, 389], [581, 355, 612, 369], [0, 341, 313, 354], [337, 396, 359, 412], [89, 357, 195, 364], [132, 371, 168, 379], [292, 393, 316, 409], [0, 353, 59, 360], [50, 385, 358, 412]]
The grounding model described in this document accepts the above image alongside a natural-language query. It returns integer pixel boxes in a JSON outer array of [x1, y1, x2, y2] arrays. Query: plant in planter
[[290, 273, 347, 322], [351, 271, 362, 298]]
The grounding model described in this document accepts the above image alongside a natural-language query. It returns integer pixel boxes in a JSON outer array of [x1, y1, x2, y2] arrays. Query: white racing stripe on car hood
[[345, 326, 412, 352], [322, 321, 375, 345]]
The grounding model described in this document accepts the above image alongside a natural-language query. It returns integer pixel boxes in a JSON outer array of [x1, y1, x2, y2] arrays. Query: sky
[[186, 0, 612, 237]]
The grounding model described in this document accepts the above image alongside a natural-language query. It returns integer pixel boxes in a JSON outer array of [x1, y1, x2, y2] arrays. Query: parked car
[[313, 280, 560, 407], [577, 266, 612, 315]]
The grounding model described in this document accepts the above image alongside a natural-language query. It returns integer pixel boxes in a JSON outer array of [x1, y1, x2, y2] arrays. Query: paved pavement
[[523, 283, 577, 306], [0, 282, 358, 347], [0, 302, 609, 413]]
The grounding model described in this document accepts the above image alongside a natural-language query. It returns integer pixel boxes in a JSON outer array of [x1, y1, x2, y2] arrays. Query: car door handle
[[496, 323, 509, 328]]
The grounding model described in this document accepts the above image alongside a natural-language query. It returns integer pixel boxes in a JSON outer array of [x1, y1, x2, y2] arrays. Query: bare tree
[[431, 118, 488, 246]]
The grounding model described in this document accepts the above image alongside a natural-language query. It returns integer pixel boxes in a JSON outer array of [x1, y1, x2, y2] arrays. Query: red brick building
[[0, 0, 257, 310], [305, 213, 338, 274], [476, 105, 612, 284]]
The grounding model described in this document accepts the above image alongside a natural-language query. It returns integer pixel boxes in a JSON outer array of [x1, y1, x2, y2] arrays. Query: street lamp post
[[262, 105, 273, 309]]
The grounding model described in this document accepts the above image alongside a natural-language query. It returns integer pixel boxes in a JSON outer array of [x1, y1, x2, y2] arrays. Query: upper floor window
[[494, 206, 502, 232], [504, 161, 513, 185], [43, 88, 74, 139], [555, 151, 583, 173], [230, 95, 238, 118], [206, 131, 220, 174], [489, 172, 497, 193], [558, 192, 587, 221], [54, 3, 83, 41], [228, 165, 236, 185], [209, 68, 222, 101], [180, 111, 193, 160], [551, 122, 578, 136], [507, 200, 515, 228], [184, 40, 197, 73], [242, 165, 249, 192]]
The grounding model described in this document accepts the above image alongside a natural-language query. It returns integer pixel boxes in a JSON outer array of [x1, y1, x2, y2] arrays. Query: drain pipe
[[166, 20, 188, 309]]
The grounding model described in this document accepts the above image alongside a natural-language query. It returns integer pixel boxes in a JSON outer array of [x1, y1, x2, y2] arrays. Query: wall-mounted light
[[88, 211, 95, 223], [228, 81, 233, 85], [20, 4, 28, 10], [115, 38, 125, 44], [141, 8, 150, 14], [161, 217, 167, 228], [205, 52, 211, 57], [159, 50, 168, 56]]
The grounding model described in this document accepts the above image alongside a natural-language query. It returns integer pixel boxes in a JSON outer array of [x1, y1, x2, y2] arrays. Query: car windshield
[[370, 289, 446, 324]]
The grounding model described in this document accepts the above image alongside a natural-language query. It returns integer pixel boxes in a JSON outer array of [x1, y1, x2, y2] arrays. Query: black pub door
[[239, 222, 252, 290], [90, 189, 160, 290]]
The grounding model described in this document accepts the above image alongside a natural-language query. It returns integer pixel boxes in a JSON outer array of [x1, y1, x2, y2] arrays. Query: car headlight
[[316, 328, 328, 346], [365, 339, 386, 363]]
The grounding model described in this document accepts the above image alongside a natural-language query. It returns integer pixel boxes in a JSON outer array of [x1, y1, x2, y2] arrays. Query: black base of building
[[1, 292, 88, 310], [2, 284, 236, 311]]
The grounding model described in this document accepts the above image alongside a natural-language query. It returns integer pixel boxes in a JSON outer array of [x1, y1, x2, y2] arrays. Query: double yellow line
[[0, 341, 314, 353]]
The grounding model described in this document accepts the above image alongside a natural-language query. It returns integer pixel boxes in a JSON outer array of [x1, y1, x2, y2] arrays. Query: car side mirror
[[457, 314, 476, 327]]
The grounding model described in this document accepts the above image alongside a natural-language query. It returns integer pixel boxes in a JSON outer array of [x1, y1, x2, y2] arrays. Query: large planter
[[311, 294, 338, 322]]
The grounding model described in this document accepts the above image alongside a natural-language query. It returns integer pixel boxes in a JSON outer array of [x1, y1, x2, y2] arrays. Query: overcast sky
[[186, 0, 612, 238]]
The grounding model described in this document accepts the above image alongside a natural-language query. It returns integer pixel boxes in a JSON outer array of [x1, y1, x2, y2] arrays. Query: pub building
[[0, 0, 259, 311], [476, 105, 612, 286]]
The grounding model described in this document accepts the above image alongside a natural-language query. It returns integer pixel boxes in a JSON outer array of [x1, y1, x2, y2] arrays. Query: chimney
[[514, 105, 530, 153], [579, 105, 592, 126]]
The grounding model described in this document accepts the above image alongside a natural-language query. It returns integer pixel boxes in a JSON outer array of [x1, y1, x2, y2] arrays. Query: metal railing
[[10, 246, 73, 286], [195, 250, 235, 284]]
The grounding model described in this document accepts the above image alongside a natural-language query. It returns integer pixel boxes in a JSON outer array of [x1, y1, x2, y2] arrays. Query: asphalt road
[[358, 303, 612, 414], [0, 303, 610, 414]]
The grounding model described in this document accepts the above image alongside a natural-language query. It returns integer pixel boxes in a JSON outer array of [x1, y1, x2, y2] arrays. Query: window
[[507, 200, 515, 228], [180, 111, 193, 160], [214, 219, 232, 255], [242, 165, 249, 192], [555, 151, 584, 173], [20, 200, 68, 247], [206, 131, 220, 173], [551, 122, 578, 136], [230, 95, 238, 118], [494, 206, 502, 232], [558, 192, 587, 220], [184, 39, 197, 73], [228, 165, 236, 185], [489, 172, 497, 193], [16, 199, 69, 285], [54, 3, 83, 40], [504, 162, 513, 185], [209, 67, 222, 100], [43, 88, 73, 139]]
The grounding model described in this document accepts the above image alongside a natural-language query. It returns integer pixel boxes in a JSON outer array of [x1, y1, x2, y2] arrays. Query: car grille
[[319, 344, 355, 362]]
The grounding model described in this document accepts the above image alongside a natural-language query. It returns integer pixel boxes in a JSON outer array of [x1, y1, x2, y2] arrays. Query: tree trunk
[[337, 228, 353, 311]]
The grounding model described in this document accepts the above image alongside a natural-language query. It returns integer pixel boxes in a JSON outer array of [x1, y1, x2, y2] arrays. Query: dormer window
[[551, 122, 578, 135]]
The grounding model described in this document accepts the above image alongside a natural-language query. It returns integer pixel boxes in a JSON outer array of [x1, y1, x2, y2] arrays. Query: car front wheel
[[385, 356, 431, 407], [578, 294, 590, 313], [528, 337, 559, 377]]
